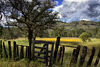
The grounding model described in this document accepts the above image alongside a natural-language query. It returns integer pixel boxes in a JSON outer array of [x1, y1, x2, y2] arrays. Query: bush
[[79, 32, 89, 42]]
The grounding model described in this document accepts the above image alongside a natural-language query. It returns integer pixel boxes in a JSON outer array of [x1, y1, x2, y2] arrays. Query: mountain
[[56, 20, 100, 30]]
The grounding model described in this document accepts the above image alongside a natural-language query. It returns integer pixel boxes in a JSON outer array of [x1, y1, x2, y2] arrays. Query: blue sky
[[53, 0, 100, 23], [54, 0, 63, 5]]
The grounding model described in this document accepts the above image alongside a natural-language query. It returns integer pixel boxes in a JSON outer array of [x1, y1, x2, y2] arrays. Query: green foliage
[[56, 20, 99, 30], [0, 28, 25, 40], [79, 32, 89, 42], [66, 28, 85, 37], [96, 29, 100, 38], [52, 26, 67, 37], [0, 26, 3, 36]]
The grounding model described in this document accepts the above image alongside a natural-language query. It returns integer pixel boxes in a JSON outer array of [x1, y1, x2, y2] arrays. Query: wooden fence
[[0, 40, 55, 66], [32, 40, 54, 66], [57, 45, 100, 67], [0, 40, 30, 60], [0, 37, 100, 67]]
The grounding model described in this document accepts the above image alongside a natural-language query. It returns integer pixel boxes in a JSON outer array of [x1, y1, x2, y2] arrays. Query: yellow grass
[[36, 38, 81, 42]]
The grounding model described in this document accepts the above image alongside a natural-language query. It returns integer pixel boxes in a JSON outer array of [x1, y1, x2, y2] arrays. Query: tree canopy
[[0, 0, 58, 60]]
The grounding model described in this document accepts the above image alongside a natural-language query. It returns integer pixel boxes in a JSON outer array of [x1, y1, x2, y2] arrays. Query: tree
[[74, 28, 85, 37], [0, 26, 3, 36], [79, 32, 89, 42], [87, 28, 99, 37], [0, 27, 24, 40], [53, 26, 67, 37], [1, 0, 58, 60], [96, 29, 100, 38]]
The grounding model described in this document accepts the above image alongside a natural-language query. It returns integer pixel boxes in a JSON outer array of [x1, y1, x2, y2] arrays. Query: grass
[[0, 37, 100, 67]]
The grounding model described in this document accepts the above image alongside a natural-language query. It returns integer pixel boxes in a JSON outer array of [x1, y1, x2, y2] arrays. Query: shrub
[[79, 32, 89, 42]]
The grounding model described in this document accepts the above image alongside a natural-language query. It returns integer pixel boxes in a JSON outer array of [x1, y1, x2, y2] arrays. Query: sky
[[53, 0, 100, 23], [1, 0, 100, 26]]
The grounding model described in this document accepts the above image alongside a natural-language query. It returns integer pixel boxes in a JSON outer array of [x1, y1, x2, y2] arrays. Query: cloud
[[53, 0, 100, 22], [64, 0, 87, 3], [54, 1, 59, 5]]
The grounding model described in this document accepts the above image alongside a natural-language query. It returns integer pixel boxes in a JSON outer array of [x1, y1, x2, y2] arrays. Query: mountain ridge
[[56, 20, 100, 30]]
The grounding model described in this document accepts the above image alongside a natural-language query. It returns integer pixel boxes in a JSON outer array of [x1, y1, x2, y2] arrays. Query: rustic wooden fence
[[56, 45, 100, 67], [0, 40, 55, 66], [0, 40, 30, 60], [32, 40, 54, 66], [0, 37, 100, 67]]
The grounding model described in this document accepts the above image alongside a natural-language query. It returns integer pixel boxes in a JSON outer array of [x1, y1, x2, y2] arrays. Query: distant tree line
[[42, 26, 100, 38], [0, 25, 100, 40]]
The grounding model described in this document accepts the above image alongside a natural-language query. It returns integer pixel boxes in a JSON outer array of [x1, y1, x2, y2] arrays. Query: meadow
[[0, 37, 100, 67]]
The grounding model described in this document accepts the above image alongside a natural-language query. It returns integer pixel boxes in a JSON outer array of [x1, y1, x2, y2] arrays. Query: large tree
[[0, 0, 58, 59]]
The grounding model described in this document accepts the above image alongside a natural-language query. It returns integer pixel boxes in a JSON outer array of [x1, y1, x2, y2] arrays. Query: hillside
[[56, 20, 100, 30]]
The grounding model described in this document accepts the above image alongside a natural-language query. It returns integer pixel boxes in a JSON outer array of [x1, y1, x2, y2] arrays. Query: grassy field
[[0, 37, 100, 67]]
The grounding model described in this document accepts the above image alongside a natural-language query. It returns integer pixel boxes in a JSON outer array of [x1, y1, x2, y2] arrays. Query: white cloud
[[64, 0, 87, 3], [53, 5, 63, 12], [53, 0, 100, 22], [54, 1, 59, 5]]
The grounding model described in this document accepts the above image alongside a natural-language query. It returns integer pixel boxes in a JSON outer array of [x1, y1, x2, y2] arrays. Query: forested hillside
[[56, 20, 100, 30]]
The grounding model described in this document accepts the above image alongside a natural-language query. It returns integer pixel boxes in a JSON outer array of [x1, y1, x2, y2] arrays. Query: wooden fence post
[[60, 46, 65, 65], [16, 45, 19, 59], [53, 37, 60, 63], [45, 44, 48, 66], [8, 41, 12, 59], [94, 48, 100, 66], [49, 43, 54, 67], [0, 40, 2, 59], [87, 47, 95, 66], [20, 46, 24, 59], [13, 41, 16, 60], [57, 47, 63, 62], [70, 45, 80, 64], [3, 42, 8, 58], [79, 46, 87, 66], [75, 45, 80, 62], [70, 49, 77, 64]]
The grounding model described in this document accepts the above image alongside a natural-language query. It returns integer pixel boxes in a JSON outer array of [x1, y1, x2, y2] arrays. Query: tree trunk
[[28, 30, 33, 60]]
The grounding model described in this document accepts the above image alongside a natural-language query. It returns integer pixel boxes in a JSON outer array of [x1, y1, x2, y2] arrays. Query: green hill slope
[[56, 20, 99, 30]]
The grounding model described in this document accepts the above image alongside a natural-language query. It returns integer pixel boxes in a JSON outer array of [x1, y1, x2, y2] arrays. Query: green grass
[[0, 38, 100, 67]]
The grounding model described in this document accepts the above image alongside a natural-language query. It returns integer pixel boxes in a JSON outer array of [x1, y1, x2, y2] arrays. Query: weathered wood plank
[[60, 46, 65, 65], [57, 47, 63, 62], [34, 51, 46, 54], [87, 47, 95, 66], [70, 45, 80, 64], [13, 41, 16, 60], [49, 43, 54, 66], [94, 48, 100, 66], [16, 45, 19, 59], [34, 46, 46, 49], [53, 37, 60, 63], [34, 40, 54, 44], [79, 46, 87, 66], [0, 40, 2, 58], [35, 44, 47, 59], [3, 42, 8, 58], [20, 46, 24, 59], [35, 56, 45, 59], [45, 44, 48, 66], [8, 41, 12, 59]]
